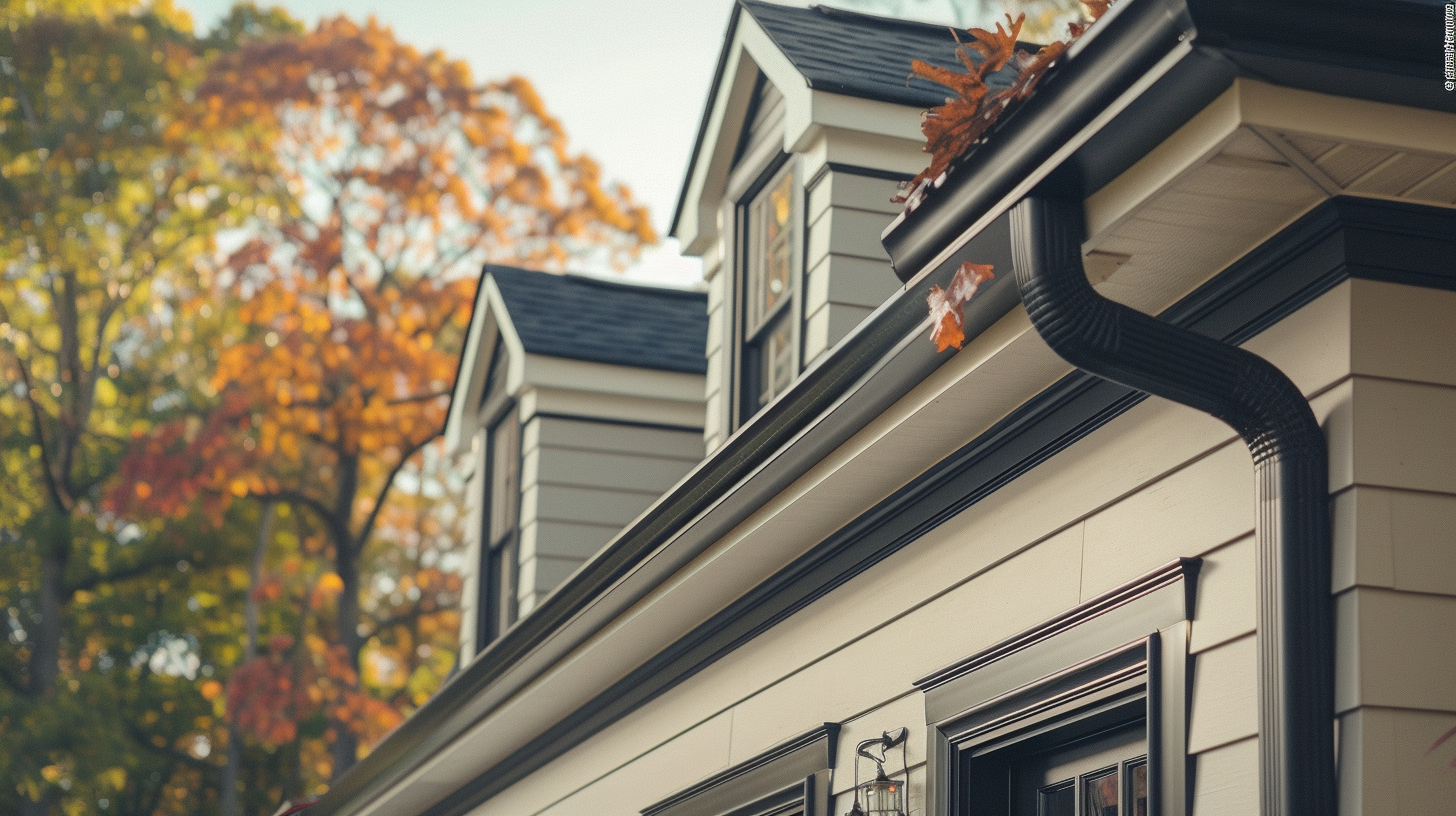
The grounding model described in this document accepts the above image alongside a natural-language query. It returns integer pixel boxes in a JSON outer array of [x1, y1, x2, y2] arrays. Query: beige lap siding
[[470, 279, 1455, 816]]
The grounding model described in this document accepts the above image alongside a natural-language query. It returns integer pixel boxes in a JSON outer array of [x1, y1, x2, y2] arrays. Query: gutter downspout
[[1010, 197, 1335, 816]]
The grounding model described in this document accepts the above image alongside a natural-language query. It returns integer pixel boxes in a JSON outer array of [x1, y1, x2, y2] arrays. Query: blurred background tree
[[2, 0, 655, 812], [0, 1, 264, 813], [98, 2, 656, 806]]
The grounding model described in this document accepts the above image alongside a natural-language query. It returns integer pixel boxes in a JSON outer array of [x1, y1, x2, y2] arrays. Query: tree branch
[[355, 430, 439, 547], [253, 489, 337, 528]]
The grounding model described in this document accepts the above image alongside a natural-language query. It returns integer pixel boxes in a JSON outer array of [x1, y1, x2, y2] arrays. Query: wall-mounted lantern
[[845, 727, 908, 816]]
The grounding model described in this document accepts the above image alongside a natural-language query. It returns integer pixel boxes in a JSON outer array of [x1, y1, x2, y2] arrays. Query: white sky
[[180, 0, 976, 284]]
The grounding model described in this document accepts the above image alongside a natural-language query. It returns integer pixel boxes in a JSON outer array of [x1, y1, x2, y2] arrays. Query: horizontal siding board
[[530, 483, 662, 527], [1338, 587, 1456, 713], [1351, 279, 1456, 388], [1192, 737, 1259, 816], [1188, 633, 1258, 753], [1190, 534, 1256, 653], [530, 416, 704, 459], [1350, 377, 1456, 494], [533, 447, 699, 494], [1339, 706, 1456, 816], [521, 519, 622, 561], [724, 528, 1082, 764], [1333, 486, 1456, 597], [824, 207, 896, 262], [1081, 440, 1254, 600]]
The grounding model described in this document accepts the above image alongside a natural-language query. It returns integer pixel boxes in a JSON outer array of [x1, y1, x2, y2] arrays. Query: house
[[442, 265, 709, 659], [312, 1, 1456, 816]]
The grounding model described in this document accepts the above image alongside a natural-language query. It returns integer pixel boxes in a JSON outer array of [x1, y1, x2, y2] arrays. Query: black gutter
[[882, 0, 1454, 286], [1010, 196, 1334, 816], [881, 0, 1196, 283]]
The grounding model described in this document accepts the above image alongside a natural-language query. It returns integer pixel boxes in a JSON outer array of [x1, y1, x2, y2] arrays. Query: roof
[[487, 265, 708, 375], [739, 0, 1020, 108]]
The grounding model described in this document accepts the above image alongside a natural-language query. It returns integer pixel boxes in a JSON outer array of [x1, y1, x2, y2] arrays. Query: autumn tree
[[152, 15, 657, 778], [0, 1, 273, 812]]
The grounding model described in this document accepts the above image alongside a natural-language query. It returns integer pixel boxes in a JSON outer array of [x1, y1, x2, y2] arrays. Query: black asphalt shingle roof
[[486, 265, 708, 375], [740, 0, 1020, 109]]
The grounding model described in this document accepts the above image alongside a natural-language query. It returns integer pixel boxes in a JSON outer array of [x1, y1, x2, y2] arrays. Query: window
[[639, 723, 836, 816], [477, 405, 520, 646], [739, 160, 797, 421], [920, 560, 1197, 816]]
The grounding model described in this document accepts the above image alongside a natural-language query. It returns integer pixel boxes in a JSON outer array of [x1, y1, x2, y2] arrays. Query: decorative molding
[[916, 559, 1199, 695], [804, 161, 916, 192], [641, 723, 839, 816]]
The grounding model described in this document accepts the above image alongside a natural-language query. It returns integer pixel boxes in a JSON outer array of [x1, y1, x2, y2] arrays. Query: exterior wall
[[1331, 279, 1456, 815], [803, 169, 903, 365], [461, 277, 1456, 816], [700, 76, 920, 454], [516, 415, 704, 616], [457, 268, 1362, 816]]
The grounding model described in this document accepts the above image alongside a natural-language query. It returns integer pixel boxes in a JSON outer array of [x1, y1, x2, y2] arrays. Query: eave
[[880, 0, 1455, 284]]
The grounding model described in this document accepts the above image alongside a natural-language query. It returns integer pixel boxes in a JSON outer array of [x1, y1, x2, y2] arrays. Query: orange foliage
[[898, 1, 1114, 209]]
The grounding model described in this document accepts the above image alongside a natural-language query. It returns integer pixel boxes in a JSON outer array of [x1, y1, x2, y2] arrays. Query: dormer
[[444, 266, 708, 660], [671, 0, 967, 451]]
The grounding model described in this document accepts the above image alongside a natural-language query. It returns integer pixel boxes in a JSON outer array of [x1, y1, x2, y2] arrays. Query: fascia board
[[675, 27, 763, 255], [443, 275, 525, 455], [519, 353, 707, 405], [797, 89, 926, 153]]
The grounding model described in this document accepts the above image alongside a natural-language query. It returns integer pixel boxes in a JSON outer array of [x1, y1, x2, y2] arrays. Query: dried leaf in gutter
[[927, 262, 995, 352], [896, 1, 1114, 210]]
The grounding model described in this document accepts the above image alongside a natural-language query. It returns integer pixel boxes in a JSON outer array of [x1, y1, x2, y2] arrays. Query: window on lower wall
[[639, 723, 837, 816], [738, 159, 797, 424], [918, 560, 1198, 816]]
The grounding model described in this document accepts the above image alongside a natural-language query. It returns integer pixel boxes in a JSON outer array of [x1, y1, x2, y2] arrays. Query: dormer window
[[740, 160, 796, 418]]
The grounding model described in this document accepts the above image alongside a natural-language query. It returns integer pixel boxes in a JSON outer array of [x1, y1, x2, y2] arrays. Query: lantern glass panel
[[862, 777, 902, 816]]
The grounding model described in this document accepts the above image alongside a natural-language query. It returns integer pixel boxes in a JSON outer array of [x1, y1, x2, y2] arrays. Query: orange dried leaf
[[926, 262, 995, 352]]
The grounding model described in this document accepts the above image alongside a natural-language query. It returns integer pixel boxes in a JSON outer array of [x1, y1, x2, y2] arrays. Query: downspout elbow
[[1010, 196, 1335, 816]]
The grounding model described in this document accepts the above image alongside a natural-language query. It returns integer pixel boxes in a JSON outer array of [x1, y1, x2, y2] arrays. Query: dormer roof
[[487, 265, 708, 375], [672, 0, 1003, 255], [740, 0, 1012, 108]]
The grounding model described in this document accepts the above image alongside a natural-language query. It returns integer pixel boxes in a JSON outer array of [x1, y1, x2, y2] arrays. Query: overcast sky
[[180, 0, 972, 283]]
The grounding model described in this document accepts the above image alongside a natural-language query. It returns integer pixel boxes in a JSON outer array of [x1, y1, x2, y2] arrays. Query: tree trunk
[[330, 454, 362, 778], [221, 501, 276, 816]]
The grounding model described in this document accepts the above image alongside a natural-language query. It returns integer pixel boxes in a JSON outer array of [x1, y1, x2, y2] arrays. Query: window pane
[[1083, 768, 1118, 816], [758, 316, 793, 406], [1038, 780, 1074, 816], [1127, 760, 1148, 816], [489, 410, 519, 545], [750, 166, 793, 326]]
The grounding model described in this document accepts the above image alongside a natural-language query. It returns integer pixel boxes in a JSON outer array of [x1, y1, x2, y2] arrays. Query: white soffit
[[1084, 79, 1456, 316]]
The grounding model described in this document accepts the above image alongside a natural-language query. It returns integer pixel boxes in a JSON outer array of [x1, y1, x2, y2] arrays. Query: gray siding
[[516, 415, 704, 616], [803, 170, 902, 364]]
